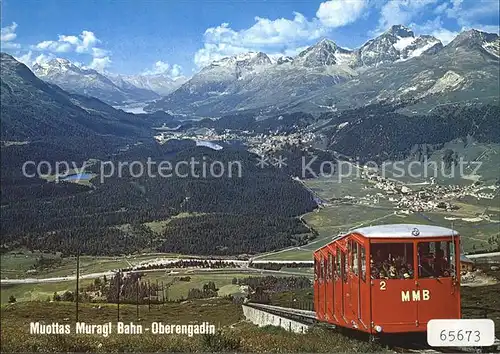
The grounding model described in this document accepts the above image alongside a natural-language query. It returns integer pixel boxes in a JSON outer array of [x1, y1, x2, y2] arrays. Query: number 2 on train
[[379, 281, 386, 290]]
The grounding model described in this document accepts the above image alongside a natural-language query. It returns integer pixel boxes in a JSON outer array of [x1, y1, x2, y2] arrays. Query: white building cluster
[[358, 171, 498, 215]]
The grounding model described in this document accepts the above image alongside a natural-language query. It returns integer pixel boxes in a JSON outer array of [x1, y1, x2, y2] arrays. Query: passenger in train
[[399, 264, 413, 279], [370, 253, 415, 279], [433, 249, 450, 277], [369, 256, 383, 279], [370, 258, 375, 275], [398, 266, 407, 279], [379, 267, 388, 279], [420, 258, 434, 277], [394, 256, 404, 269], [380, 260, 394, 279], [370, 250, 385, 279], [373, 249, 384, 265], [388, 265, 397, 279], [407, 264, 414, 278], [418, 246, 434, 277]]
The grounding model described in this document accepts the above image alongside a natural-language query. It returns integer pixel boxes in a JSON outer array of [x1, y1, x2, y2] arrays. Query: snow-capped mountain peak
[[107, 72, 188, 96], [32, 57, 162, 104], [33, 58, 82, 76], [201, 51, 272, 82], [211, 51, 271, 69], [27, 24, 496, 117], [384, 24, 414, 38], [316, 38, 342, 50], [393, 36, 416, 51], [268, 54, 293, 65], [293, 38, 354, 67], [355, 24, 442, 66], [33, 58, 103, 81], [145, 25, 498, 116]]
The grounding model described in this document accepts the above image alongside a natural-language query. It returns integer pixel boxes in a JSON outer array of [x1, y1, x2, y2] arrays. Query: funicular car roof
[[353, 224, 458, 239], [314, 224, 459, 254]]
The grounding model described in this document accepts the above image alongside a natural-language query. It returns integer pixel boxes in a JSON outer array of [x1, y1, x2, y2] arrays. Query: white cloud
[[151, 61, 170, 73], [92, 47, 108, 58], [442, 0, 499, 35], [1, 41, 20, 49], [472, 24, 500, 34], [58, 35, 79, 46], [410, 17, 459, 44], [78, 31, 99, 52], [88, 56, 112, 72], [194, 0, 368, 68], [6, 24, 111, 72], [30, 30, 111, 71], [430, 27, 459, 44], [14, 51, 56, 68], [35, 53, 56, 65], [34, 30, 104, 57], [317, 0, 368, 28], [14, 51, 33, 66], [1, 22, 18, 41], [282, 45, 309, 57], [36, 40, 72, 52], [202, 14, 323, 49], [433, 2, 449, 15], [408, 0, 499, 45], [444, 0, 499, 27], [377, 0, 439, 32], [142, 60, 184, 78], [1, 22, 21, 49], [170, 64, 182, 78]]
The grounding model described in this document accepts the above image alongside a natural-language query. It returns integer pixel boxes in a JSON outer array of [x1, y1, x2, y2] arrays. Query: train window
[[342, 252, 348, 283], [335, 248, 341, 280], [371, 243, 414, 279], [418, 241, 456, 278], [328, 253, 333, 281], [314, 258, 319, 281], [360, 245, 366, 281], [320, 256, 325, 282], [331, 253, 336, 280], [324, 256, 329, 281], [352, 242, 359, 276]]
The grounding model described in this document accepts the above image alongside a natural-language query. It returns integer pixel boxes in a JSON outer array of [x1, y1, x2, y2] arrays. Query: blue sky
[[1, 0, 498, 77]]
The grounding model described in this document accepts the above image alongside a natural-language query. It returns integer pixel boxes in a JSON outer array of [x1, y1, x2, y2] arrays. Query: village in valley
[[336, 170, 499, 215]]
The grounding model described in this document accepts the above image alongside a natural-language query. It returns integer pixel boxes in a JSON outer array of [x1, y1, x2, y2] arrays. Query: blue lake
[[195, 140, 224, 150], [62, 173, 93, 181]]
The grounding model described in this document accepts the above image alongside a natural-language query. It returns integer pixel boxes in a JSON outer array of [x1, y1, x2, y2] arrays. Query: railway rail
[[245, 302, 500, 353]]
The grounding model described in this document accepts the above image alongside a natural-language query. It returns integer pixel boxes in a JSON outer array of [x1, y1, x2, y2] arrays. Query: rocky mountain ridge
[[146, 26, 499, 116], [33, 58, 160, 105], [32, 59, 187, 105], [107, 72, 188, 96], [25, 25, 499, 116]]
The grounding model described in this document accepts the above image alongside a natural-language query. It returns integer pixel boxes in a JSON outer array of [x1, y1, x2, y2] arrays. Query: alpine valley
[[0, 24, 499, 258], [2, 0, 500, 350]]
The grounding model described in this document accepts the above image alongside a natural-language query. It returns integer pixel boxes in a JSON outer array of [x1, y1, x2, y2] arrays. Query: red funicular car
[[313, 224, 461, 334]]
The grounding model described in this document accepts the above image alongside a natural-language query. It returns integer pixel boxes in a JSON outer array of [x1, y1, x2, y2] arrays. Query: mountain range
[[32, 58, 187, 106], [8, 25, 500, 119], [145, 25, 499, 116]]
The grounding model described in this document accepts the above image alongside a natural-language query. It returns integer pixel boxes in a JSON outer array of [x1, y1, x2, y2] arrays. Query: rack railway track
[[245, 302, 500, 353]]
